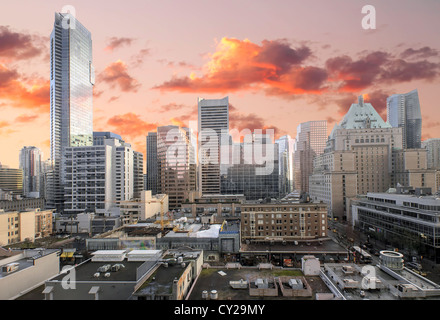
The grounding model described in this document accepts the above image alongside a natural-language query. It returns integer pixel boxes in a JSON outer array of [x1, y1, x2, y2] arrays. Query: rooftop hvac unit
[[2, 263, 19, 274], [98, 264, 111, 273]]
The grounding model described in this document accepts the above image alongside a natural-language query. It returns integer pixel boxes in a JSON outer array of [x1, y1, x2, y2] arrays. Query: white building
[[64, 132, 143, 216]]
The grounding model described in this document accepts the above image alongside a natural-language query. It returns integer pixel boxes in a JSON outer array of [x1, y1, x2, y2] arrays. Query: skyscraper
[[387, 89, 422, 149], [221, 132, 279, 200], [293, 120, 327, 194], [19, 146, 43, 198], [49, 12, 94, 212], [146, 132, 159, 195], [198, 97, 229, 195], [157, 125, 197, 209], [275, 135, 294, 196]]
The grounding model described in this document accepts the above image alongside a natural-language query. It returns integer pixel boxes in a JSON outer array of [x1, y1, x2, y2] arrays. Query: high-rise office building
[[19, 146, 43, 198], [157, 125, 197, 209], [293, 121, 327, 194], [387, 89, 422, 149], [146, 132, 159, 195], [198, 97, 229, 195], [49, 12, 94, 212], [221, 132, 279, 200], [0, 164, 23, 196], [275, 135, 294, 196]]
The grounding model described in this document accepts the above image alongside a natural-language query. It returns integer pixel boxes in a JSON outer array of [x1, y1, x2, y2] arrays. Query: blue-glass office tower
[[387, 89, 422, 149], [48, 12, 94, 212]]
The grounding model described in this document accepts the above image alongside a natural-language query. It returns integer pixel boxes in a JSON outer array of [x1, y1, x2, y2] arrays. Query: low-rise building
[[43, 249, 161, 300], [351, 187, 440, 263], [240, 203, 328, 243], [0, 249, 59, 300], [133, 248, 203, 300], [0, 208, 53, 246]]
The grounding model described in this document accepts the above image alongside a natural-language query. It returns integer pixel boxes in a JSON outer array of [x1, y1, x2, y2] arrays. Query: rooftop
[[188, 268, 332, 300], [0, 249, 59, 279]]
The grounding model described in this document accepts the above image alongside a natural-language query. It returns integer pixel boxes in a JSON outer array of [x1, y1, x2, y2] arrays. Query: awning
[[60, 252, 74, 258]]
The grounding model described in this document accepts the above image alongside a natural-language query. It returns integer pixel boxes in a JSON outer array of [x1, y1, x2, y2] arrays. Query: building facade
[[293, 121, 327, 194], [63, 133, 140, 216], [49, 12, 95, 212], [351, 189, 440, 263], [387, 89, 422, 149], [0, 165, 23, 196], [19, 146, 43, 198], [309, 96, 405, 221], [423, 138, 440, 170], [241, 203, 328, 243], [0, 208, 53, 246], [198, 97, 229, 195], [157, 126, 197, 209], [276, 135, 294, 197], [146, 132, 159, 195]]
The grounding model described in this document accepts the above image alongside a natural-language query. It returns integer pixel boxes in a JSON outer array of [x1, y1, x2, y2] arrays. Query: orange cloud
[[154, 37, 325, 95], [15, 114, 39, 123], [107, 112, 158, 141], [0, 64, 50, 112]]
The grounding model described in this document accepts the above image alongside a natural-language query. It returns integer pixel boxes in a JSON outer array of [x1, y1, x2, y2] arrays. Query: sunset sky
[[1, 0, 440, 169]]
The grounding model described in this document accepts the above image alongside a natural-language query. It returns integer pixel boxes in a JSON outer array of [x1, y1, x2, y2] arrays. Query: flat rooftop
[[188, 268, 332, 300], [50, 260, 149, 282], [241, 238, 347, 254], [0, 249, 59, 279]]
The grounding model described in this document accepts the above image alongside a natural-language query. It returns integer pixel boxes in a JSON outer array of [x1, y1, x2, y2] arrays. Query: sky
[[1, 0, 440, 169]]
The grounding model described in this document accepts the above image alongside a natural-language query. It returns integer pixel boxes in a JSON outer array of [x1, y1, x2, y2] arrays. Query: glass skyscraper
[[293, 120, 327, 194], [49, 12, 94, 212], [19, 146, 43, 198], [387, 89, 422, 149], [198, 97, 229, 195]]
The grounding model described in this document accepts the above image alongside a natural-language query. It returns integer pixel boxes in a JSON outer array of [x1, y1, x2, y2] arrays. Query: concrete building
[[0, 208, 53, 246], [49, 12, 95, 212], [198, 97, 229, 195], [64, 132, 142, 216], [0, 249, 60, 300], [0, 197, 45, 212], [392, 148, 437, 191], [43, 249, 160, 300], [133, 248, 203, 300], [387, 89, 422, 149], [351, 187, 440, 263], [309, 95, 405, 221], [240, 203, 328, 243], [19, 146, 43, 198], [293, 121, 327, 194], [423, 138, 440, 169], [119, 191, 169, 225]]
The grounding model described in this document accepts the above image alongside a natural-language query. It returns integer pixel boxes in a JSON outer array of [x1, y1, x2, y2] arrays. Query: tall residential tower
[[387, 89, 422, 149], [49, 12, 95, 212]]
